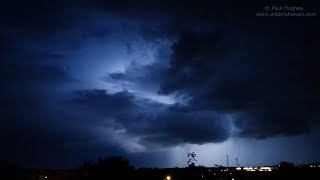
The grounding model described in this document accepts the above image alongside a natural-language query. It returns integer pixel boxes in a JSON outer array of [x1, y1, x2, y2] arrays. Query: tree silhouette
[[187, 152, 197, 167]]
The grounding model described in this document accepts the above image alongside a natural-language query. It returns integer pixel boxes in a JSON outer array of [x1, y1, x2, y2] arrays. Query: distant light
[[236, 167, 241, 170], [208, 169, 211, 171], [244, 167, 254, 171], [260, 167, 272, 170], [166, 176, 171, 180], [232, 178, 235, 180], [44, 176, 48, 179]]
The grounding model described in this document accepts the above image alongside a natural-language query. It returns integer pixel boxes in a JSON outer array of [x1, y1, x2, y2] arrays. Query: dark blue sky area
[[1, 0, 320, 168]]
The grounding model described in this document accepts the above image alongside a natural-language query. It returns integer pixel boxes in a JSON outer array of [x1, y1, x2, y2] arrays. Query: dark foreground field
[[2, 158, 320, 180]]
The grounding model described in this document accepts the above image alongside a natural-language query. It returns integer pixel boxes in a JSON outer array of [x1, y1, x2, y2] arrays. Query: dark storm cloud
[[1, 0, 320, 168], [71, 89, 137, 116], [1, 63, 75, 86], [0, 64, 80, 168], [0, 87, 125, 168], [135, 111, 230, 146], [0, 0, 82, 36], [160, 26, 320, 139], [0, 0, 316, 37], [89, 0, 263, 22], [70, 89, 231, 147], [0, 0, 161, 168], [0, 21, 78, 168]]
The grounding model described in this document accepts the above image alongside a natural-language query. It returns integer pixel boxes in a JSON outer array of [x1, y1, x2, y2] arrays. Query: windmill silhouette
[[235, 157, 240, 167], [226, 155, 229, 171]]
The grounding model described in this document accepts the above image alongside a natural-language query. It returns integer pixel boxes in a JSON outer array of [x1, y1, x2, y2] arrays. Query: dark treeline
[[1, 157, 320, 180], [76, 156, 135, 180]]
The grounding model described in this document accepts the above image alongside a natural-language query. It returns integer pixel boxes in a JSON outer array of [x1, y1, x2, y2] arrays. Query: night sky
[[1, 0, 320, 169]]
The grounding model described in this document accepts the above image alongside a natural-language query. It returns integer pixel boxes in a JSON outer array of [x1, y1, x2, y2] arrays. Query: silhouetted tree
[[187, 152, 197, 167]]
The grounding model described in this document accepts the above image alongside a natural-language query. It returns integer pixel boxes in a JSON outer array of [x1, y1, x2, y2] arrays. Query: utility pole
[[236, 157, 239, 167]]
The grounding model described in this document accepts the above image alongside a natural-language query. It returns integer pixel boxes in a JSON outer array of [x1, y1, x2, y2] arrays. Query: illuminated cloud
[[0, 0, 319, 168]]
